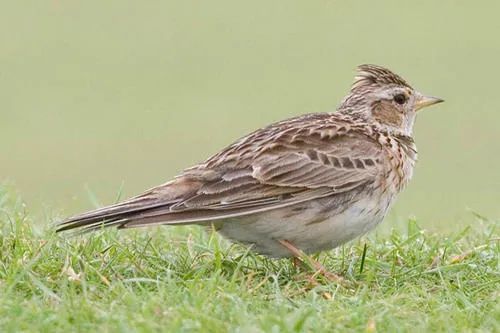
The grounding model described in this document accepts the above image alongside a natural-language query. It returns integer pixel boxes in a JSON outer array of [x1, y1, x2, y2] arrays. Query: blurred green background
[[1, 1, 499, 231]]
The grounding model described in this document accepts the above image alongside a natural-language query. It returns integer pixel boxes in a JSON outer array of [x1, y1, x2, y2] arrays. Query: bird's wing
[[57, 115, 384, 232]]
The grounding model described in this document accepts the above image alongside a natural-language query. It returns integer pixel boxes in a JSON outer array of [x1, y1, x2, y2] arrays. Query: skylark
[[58, 65, 443, 259]]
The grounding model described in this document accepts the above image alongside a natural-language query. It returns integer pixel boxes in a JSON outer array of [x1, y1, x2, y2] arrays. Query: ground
[[0, 190, 498, 332]]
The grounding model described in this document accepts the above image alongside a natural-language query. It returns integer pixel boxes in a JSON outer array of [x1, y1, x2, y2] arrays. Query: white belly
[[217, 192, 395, 258]]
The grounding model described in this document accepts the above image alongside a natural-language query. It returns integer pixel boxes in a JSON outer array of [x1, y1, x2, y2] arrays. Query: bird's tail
[[56, 179, 194, 233]]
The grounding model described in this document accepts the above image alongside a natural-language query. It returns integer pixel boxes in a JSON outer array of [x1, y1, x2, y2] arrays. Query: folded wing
[[57, 116, 383, 233]]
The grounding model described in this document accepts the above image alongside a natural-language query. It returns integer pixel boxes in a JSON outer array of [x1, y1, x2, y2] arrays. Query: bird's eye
[[394, 94, 407, 105]]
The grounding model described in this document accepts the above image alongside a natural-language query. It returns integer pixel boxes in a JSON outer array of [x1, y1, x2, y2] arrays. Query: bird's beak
[[415, 94, 444, 111]]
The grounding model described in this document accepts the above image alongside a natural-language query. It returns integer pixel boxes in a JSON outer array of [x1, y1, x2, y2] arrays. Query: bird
[[57, 64, 443, 261]]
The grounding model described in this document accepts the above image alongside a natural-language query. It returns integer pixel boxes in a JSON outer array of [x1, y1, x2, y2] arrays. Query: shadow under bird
[[58, 64, 443, 260]]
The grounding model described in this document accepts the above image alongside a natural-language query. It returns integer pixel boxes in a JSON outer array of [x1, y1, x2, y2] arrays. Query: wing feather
[[57, 113, 384, 233]]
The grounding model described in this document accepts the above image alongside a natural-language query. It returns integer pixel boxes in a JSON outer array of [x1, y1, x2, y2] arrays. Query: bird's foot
[[278, 239, 346, 285]]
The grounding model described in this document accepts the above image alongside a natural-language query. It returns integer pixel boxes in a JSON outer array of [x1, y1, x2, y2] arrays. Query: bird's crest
[[351, 64, 412, 91]]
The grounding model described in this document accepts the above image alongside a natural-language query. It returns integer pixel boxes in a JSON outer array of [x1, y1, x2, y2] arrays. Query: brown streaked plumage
[[57, 64, 443, 258]]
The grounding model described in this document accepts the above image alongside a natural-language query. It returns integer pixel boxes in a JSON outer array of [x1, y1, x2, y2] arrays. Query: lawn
[[1, 2, 499, 332], [0, 189, 498, 332]]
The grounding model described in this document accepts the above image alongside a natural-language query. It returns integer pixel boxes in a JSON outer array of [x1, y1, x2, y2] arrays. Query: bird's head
[[339, 64, 443, 135]]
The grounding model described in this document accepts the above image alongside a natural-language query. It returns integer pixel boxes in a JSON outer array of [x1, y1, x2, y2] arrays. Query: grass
[[0, 189, 498, 332]]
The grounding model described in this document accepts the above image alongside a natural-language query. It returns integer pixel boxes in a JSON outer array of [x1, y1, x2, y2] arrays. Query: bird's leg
[[292, 256, 302, 268], [278, 239, 344, 283]]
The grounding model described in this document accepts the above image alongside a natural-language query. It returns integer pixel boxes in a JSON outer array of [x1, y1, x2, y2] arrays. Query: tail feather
[[57, 178, 200, 233], [56, 192, 179, 232]]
